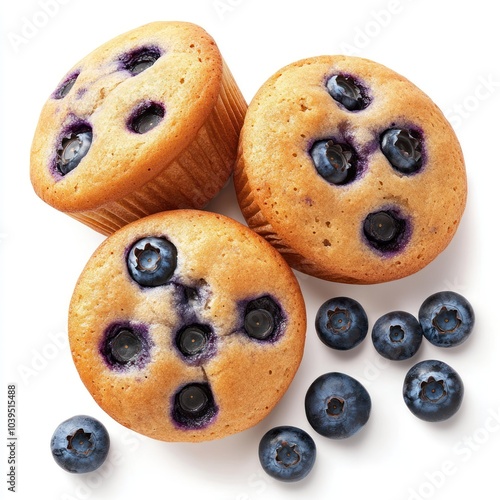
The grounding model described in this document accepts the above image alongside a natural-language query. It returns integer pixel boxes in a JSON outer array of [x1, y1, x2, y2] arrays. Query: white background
[[1, 1, 499, 499]]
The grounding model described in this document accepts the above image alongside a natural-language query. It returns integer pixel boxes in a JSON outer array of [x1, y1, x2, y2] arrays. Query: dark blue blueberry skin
[[120, 46, 162, 75], [50, 415, 110, 473], [418, 291, 475, 348], [363, 209, 408, 253], [310, 140, 357, 185], [371, 311, 423, 361], [258, 426, 316, 482], [101, 321, 152, 371], [127, 236, 177, 287], [315, 297, 368, 351], [242, 295, 284, 342], [403, 360, 464, 422], [56, 127, 93, 175], [305, 372, 371, 439], [326, 74, 370, 111], [171, 383, 218, 430], [380, 128, 423, 174]]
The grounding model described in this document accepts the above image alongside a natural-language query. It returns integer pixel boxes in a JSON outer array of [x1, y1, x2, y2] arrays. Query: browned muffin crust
[[68, 210, 306, 442]]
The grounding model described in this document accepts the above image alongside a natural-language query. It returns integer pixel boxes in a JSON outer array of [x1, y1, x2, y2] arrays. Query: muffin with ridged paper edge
[[68, 209, 307, 442], [234, 55, 467, 284], [31, 21, 247, 235]]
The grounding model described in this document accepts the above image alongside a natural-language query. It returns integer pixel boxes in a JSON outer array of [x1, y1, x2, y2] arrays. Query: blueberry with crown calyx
[[403, 359, 464, 422], [418, 291, 474, 348], [310, 140, 356, 185], [127, 236, 177, 287], [56, 129, 92, 175], [381, 128, 423, 174], [315, 296, 368, 350], [259, 426, 316, 482], [326, 74, 370, 111], [371, 311, 423, 360], [50, 415, 110, 473], [305, 372, 371, 439]]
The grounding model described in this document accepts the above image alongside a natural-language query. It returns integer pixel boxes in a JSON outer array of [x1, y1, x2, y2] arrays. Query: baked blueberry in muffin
[[31, 22, 247, 235], [68, 210, 306, 442]]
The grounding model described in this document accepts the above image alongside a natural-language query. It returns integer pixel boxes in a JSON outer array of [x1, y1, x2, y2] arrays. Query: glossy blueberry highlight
[[363, 210, 407, 252], [381, 128, 423, 174], [418, 291, 475, 348], [172, 383, 218, 429], [56, 126, 92, 175], [326, 74, 370, 111], [243, 296, 283, 341], [129, 102, 165, 134], [310, 140, 357, 185], [315, 296, 368, 351], [305, 372, 371, 439], [121, 46, 162, 75], [371, 311, 423, 361], [259, 426, 316, 482], [403, 360, 464, 422], [127, 236, 177, 287], [50, 415, 110, 473], [54, 73, 79, 99]]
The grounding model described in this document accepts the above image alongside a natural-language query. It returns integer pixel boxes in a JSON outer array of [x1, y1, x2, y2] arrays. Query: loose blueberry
[[315, 296, 368, 351], [403, 360, 464, 422], [127, 236, 177, 287], [363, 210, 407, 252], [310, 140, 357, 185], [101, 322, 151, 369], [326, 74, 370, 111], [258, 426, 316, 482], [371, 311, 423, 361], [122, 46, 162, 75], [172, 383, 218, 429], [54, 73, 79, 99], [305, 372, 371, 439], [381, 128, 423, 174], [243, 296, 283, 341], [129, 103, 165, 134], [50, 415, 110, 473], [56, 128, 92, 175], [418, 291, 475, 348]]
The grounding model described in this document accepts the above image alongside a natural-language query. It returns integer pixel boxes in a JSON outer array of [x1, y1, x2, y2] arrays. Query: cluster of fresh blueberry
[[257, 290, 474, 482]]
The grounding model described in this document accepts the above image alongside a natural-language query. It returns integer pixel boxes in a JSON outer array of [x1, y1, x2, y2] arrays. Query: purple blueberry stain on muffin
[[118, 46, 163, 76], [171, 382, 219, 430], [127, 101, 165, 134], [362, 206, 412, 255], [52, 71, 81, 100], [325, 72, 371, 111], [174, 323, 218, 366], [238, 295, 287, 343], [100, 321, 153, 371], [51, 118, 93, 178]]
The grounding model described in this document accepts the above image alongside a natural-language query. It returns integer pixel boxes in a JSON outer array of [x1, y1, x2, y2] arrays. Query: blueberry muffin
[[30, 22, 247, 235], [68, 210, 306, 442], [234, 55, 467, 284]]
